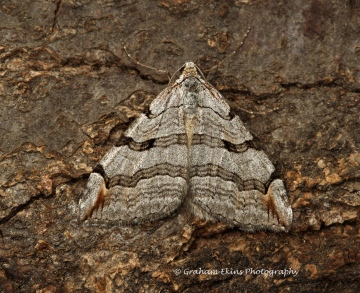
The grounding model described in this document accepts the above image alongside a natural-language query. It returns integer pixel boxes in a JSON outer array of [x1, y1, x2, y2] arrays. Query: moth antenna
[[168, 63, 186, 85], [237, 106, 280, 115], [123, 46, 171, 80], [193, 63, 206, 80], [206, 26, 251, 79]]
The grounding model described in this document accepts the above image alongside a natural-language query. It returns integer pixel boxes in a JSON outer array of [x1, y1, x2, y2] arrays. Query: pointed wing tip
[[79, 172, 107, 221], [266, 179, 293, 231]]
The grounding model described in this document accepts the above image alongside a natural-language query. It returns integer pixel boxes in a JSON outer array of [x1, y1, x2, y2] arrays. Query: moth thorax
[[183, 90, 198, 114]]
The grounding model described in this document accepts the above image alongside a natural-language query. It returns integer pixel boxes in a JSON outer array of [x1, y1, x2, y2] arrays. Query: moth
[[79, 62, 293, 232]]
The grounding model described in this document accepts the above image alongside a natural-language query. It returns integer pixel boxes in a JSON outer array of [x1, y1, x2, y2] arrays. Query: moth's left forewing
[[79, 84, 189, 224]]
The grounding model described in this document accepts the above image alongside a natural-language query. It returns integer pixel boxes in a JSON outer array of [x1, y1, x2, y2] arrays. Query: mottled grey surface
[[80, 62, 292, 231]]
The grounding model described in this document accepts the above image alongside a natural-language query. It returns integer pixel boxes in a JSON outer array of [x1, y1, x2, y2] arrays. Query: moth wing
[[79, 88, 189, 223], [188, 85, 292, 232]]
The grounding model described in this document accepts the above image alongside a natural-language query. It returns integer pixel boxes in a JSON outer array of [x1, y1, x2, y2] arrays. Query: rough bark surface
[[1, 0, 359, 292]]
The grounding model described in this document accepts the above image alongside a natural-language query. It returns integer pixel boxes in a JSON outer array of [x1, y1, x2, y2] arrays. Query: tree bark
[[0, 0, 359, 292]]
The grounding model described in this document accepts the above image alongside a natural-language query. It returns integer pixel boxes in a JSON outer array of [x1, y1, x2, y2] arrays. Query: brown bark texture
[[0, 0, 359, 292]]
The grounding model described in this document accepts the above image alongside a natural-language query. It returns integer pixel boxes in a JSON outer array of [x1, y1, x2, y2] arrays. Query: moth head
[[181, 61, 205, 79], [169, 62, 206, 85]]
